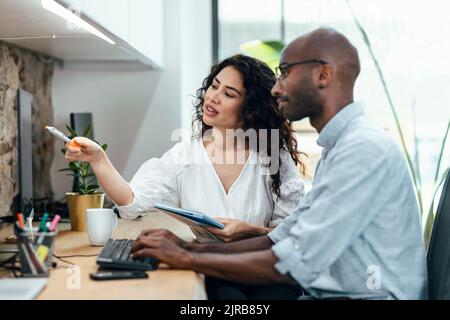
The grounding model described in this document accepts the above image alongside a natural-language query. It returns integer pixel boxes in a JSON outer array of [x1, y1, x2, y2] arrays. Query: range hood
[[0, 0, 160, 68]]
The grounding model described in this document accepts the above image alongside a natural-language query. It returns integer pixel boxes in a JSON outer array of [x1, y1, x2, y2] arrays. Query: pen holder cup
[[16, 228, 57, 277]]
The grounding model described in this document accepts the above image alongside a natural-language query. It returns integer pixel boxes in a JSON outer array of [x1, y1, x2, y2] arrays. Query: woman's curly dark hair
[[192, 54, 306, 198]]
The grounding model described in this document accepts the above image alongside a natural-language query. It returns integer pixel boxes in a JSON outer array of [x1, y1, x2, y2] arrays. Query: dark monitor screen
[[69, 113, 96, 192], [17, 89, 33, 213], [70, 113, 94, 139]]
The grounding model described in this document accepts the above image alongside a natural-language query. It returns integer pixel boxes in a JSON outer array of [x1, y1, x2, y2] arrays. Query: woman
[[65, 54, 306, 242]]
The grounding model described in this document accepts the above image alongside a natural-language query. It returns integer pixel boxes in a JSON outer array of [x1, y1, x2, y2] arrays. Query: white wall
[[179, 0, 212, 130], [50, 0, 212, 200]]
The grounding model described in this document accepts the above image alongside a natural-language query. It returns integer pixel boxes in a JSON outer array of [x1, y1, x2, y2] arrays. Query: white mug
[[86, 208, 118, 246]]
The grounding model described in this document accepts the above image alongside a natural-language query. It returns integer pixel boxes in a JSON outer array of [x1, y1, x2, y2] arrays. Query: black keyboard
[[97, 239, 159, 271]]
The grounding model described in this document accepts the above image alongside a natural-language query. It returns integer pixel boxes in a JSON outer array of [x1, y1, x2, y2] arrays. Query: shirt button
[[294, 240, 301, 250]]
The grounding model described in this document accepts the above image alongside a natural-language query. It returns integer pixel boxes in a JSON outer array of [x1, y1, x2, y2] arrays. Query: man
[[131, 28, 428, 299]]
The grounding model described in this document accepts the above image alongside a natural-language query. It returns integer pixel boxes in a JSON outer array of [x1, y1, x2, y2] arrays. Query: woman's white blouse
[[117, 139, 305, 228]]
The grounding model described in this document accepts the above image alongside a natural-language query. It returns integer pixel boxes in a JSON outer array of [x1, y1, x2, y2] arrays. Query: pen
[[45, 126, 80, 147], [36, 213, 53, 247], [36, 214, 57, 251], [36, 245, 49, 263], [27, 208, 34, 241], [39, 212, 49, 232], [17, 213, 25, 228], [48, 214, 61, 232]]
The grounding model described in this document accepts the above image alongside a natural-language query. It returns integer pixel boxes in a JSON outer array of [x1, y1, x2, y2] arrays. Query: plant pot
[[66, 192, 105, 231]]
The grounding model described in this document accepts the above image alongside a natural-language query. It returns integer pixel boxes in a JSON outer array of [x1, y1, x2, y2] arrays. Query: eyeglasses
[[275, 59, 329, 79]]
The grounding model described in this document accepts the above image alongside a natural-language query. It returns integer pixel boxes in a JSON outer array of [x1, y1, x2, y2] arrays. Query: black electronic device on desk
[[90, 270, 148, 281], [96, 239, 159, 271]]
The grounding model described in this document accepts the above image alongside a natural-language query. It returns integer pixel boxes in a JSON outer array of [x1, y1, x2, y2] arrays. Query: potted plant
[[59, 124, 108, 231]]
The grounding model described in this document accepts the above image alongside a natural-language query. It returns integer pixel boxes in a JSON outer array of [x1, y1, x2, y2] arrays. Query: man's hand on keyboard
[[131, 235, 193, 269], [135, 229, 186, 247]]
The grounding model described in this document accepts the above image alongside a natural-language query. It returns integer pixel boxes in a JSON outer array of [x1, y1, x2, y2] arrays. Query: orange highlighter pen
[[17, 212, 25, 228]]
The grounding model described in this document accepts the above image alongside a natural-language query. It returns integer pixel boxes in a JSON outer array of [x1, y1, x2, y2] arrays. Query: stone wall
[[0, 41, 55, 217]]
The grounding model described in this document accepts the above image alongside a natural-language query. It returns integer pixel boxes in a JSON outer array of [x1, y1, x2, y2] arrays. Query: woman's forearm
[[89, 150, 134, 206]]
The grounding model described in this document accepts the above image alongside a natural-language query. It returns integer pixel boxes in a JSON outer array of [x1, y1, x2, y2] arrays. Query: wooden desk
[[0, 213, 206, 300]]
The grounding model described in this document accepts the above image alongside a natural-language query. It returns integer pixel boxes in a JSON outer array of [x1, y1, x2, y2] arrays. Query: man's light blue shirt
[[269, 102, 428, 299]]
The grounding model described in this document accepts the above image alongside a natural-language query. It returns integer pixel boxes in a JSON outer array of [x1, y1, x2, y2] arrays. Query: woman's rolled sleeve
[[269, 179, 305, 227], [115, 184, 151, 220], [268, 151, 305, 228]]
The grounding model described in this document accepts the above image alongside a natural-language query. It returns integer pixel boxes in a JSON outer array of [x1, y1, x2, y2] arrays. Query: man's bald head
[[272, 28, 362, 129], [284, 28, 360, 89]]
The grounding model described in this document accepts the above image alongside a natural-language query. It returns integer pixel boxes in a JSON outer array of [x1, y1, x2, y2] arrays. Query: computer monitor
[[70, 113, 94, 139], [69, 113, 96, 192], [15, 89, 34, 214]]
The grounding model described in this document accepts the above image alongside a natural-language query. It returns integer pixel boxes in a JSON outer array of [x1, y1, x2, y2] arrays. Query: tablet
[[153, 203, 225, 229]]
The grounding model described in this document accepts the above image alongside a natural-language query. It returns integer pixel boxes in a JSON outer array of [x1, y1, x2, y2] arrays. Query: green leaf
[[74, 186, 84, 194], [430, 168, 450, 210], [65, 173, 81, 177], [101, 144, 108, 151], [69, 162, 80, 171], [82, 123, 92, 138], [65, 124, 78, 138], [240, 40, 285, 72], [87, 185, 99, 190], [75, 181, 84, 187], [433, 120, 450, 183], [424, 167, 450, 249], [424, 207, 435, 251], [58, 168, 75, 172]]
